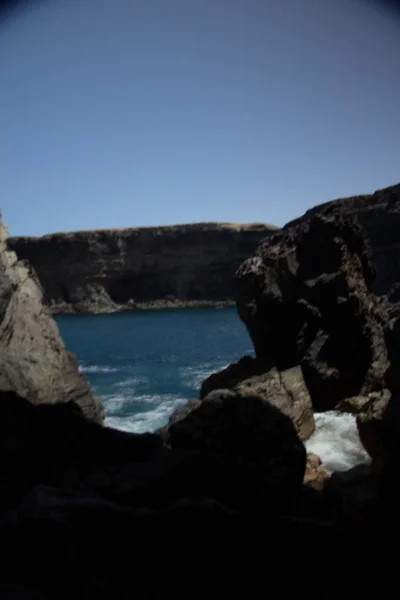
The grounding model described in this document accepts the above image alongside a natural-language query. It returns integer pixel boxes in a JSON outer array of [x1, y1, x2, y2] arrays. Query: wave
[[114, 376, 149, 388], [305, 411, 371, 474], [180, 362, 230, 390], [105, 396, 187, 434], [102, 393, 179, 414], [79, 365, 119, 374]]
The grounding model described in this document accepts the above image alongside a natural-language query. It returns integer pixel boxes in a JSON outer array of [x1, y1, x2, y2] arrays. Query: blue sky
[[1, 0, 400, 236]]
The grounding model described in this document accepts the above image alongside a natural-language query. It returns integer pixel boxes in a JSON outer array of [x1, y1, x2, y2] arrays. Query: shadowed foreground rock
[[162, 389, 307, 501], [0, 221, 103, 423], [0, 390, 396, 598]]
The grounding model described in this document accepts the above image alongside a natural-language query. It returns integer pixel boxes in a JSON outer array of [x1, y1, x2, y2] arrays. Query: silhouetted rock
[[163, 389, 307, 503], [0, 391, 161, 504], [0, 390, 397, 598]]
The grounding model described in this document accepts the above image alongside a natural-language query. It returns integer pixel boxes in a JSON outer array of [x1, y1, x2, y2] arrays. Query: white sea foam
[[103, 392, 180, 412], [79, 365, 119, 374], [305, 411, 371, 474], [101, 394, 131, 414], [114, 376, 148, 389], [180, 362, 230, 390], [105, 397, 187, 434]]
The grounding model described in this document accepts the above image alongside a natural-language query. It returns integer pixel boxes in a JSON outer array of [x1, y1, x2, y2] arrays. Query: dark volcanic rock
[[163, 389, 307, 501], [8, 222, 277, 313], [0, 483, 395, 599], [235, 209, 389, 412], [200, 356, 315, 440], [0, 221, 103, 423], [0, 390, 397, 597], [285, 183, 400, 295], [0, 388, 306, 511], [0, 391, 161, 505], [356, 314, 400, 476]]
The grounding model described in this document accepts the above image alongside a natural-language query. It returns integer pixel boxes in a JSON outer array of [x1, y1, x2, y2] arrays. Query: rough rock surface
[[235, 209, 389, 411], [8, 222, 277, 313], [356, 314, 400, 474], [0, 222, 103, 423], [285, 183, 400, 295], [200, 356, 315, 440], [304, 453, 330, 491]]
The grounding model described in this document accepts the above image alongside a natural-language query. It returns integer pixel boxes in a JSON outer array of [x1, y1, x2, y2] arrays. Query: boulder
[[304, 453, 330, 491], [200, 356, 315, 440], [164, 389, 307, 503], [0, 221, 103, 423], [235, 209, 389, 412]]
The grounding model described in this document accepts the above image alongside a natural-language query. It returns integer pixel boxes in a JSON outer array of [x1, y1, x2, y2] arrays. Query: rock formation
[[200, 357, 315, 440], [162, 389, 307, 503], [0, 389, 395, 597], [202, 207, 390, 443], [285, 183, 400, 295], [8, 222, 277, 313], [0, 220, 103, 423], [235, 208, 389, 411]]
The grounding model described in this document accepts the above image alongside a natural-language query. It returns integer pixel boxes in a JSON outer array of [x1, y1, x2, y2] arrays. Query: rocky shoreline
[[51, 298, 236, 315], [1, 189, 400, 597], [9, 222, 277, 314]]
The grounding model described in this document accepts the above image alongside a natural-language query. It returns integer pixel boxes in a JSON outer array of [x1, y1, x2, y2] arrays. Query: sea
[[56, 306, 370, 473]]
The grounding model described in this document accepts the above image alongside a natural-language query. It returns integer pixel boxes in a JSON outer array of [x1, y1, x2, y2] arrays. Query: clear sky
[[1, 0, 400, 236]]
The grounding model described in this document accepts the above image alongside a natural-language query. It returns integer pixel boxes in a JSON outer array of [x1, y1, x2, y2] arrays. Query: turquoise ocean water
[[56, 307, 253, 433]]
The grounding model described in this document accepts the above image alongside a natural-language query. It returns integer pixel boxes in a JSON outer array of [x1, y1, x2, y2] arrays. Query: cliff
[[8, 222, 277, 314], [0, 220, 103, 423], [285, 183, 400, 295], [202, 207, 390, 430]]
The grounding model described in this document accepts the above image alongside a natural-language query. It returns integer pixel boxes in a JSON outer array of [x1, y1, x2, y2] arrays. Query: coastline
[[50, 299, 236, 315]]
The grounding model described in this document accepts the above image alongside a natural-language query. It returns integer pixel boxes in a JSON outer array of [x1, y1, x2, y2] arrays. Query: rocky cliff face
[[201, 208, 391, 438], [8, 222, 277, 313], [285, 183, 400, 295], [0, 220, 103, 423]]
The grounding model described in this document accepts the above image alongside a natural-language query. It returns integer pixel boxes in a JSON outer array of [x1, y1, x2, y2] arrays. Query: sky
[[1, 0, 400, 236]]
